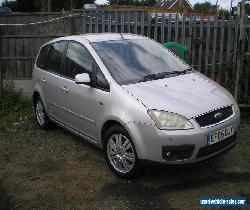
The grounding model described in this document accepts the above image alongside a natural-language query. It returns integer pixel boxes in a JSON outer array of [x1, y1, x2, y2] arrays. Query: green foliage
[[17, 0, 41, 12], [246, 3, 250, 15], [108, 0, 156, 6], [2, 0, 41, 12], [0, 81, 33, 130], [194, 1, 214, 12], [219, 8, 230, 19], [1, 0, 95, 12], [49, 0, 88, 11]]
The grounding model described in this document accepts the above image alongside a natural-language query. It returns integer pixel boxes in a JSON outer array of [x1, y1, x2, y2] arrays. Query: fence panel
[[0, 12, 249, 102]]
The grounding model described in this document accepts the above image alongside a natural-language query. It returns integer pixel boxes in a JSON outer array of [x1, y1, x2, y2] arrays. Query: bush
[[0, 81, 33, 128]]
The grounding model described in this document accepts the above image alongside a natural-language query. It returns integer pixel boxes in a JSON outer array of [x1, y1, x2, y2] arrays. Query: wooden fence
[[0, 12, 249, 103]]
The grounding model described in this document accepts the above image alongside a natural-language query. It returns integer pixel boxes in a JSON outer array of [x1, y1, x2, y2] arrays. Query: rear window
[[36, 44, 49, 69]]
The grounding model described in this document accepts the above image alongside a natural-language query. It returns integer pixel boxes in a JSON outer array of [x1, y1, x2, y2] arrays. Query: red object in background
[[215, 74, 222, 85]]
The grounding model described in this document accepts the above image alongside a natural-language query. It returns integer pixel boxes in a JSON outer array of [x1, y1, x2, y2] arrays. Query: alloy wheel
[[107, 133, 136, 174]]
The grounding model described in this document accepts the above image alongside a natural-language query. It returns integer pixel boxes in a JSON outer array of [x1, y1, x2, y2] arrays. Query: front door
[[57, 41, 99, 141]]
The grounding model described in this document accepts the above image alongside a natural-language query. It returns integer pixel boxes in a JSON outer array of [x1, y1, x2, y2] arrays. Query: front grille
[[195, 106, 233, 127], [196, 133, 237, 159]]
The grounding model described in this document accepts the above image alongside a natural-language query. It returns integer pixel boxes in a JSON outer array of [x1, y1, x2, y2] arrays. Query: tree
[[16, 0, 41, 12], [108, 0, 132, 5], [246, 3, 250, 15], [219, 8, 230, 19], [1, 0, 95, 12], [43, 0, 95, 11], [2, 0, 41, 12], [108, 0, 156, 6], [194, 1, 214, 12]]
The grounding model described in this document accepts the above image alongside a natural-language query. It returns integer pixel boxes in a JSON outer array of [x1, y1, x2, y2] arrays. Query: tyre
[[34, 96, 51, 129], [103, 125, 140, 178]]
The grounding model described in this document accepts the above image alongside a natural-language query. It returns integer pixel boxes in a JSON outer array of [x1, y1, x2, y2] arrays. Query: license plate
[[208, 125, 234, 145]]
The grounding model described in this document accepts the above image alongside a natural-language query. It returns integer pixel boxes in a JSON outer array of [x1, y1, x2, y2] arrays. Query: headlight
[[148, 110, 194, 130]]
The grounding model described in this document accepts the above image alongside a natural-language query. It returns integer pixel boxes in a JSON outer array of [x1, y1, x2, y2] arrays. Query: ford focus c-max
[[32, 33, 240, 178]]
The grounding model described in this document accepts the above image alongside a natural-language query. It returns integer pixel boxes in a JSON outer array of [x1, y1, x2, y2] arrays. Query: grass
[[0, 81, 34, 132]]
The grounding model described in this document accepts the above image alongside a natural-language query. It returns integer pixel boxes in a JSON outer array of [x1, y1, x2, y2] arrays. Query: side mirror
[[75, 73, 90, 84]]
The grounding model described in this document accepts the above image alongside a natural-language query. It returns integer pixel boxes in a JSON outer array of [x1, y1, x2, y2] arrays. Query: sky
[[95, 0, 241, 9], [0, 0, 241, 9]]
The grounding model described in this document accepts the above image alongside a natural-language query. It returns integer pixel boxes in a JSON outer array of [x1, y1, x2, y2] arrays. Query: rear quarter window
[[36, 44, 49, 69]]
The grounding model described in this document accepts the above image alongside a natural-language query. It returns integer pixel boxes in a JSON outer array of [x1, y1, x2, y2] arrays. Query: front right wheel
[[103, 125, 140, 178]]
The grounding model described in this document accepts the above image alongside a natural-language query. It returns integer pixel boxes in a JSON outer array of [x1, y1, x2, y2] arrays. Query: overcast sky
[[0, 0, 241, 9]]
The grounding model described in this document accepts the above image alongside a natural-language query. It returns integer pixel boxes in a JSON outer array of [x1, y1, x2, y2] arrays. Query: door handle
[[41, 78, 46, 84], [61, 86, 69, 93]]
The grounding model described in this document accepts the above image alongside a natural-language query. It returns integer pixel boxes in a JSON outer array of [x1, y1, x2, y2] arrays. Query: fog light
[[162, 145, 195, 161], [165, 151, 172, 157]]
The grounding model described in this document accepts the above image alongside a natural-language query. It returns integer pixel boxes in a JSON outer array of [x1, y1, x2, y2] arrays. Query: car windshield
[[91, 39, 190, 85]]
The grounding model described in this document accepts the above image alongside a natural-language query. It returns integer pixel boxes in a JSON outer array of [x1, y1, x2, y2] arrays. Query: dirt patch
[[0, 181, 11, 210], [0, 116, 249, 209]]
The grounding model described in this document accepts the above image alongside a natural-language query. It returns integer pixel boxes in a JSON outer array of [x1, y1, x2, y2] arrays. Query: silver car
[[32, 33, 240, 178]]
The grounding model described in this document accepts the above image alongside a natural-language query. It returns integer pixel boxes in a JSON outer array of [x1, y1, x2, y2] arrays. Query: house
[[155, 0, 192, 10]]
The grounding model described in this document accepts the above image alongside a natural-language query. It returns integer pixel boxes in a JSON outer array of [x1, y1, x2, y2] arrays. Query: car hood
[[122, 72, 234, 119]]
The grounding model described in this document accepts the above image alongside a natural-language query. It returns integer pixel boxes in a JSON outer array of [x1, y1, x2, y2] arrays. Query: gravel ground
[[0, 116, 249, 210]]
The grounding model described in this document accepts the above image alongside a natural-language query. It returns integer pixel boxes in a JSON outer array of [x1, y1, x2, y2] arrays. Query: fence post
[[234, 0, 246, 100], [0, 26, 2, 98], [0, 59, 2, 98], [83, 11, 86, 34]]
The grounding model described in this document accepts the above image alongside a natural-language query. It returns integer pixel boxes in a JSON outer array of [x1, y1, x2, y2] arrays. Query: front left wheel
[[103, 125, 140, 178], [34, 96, 51, 129]]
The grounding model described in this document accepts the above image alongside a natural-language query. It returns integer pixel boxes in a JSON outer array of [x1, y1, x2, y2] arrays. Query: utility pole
[[216, 0, 218, 7], [230, 0, 234, 13], [215, 0, 219, 12]]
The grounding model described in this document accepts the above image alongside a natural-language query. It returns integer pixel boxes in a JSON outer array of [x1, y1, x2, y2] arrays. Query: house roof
[[155, 0, 192, 9]]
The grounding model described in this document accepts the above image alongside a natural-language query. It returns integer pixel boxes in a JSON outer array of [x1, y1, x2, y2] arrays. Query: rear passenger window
[[64, 42, 94, 79], [36, 44, 49, 69], [47, 42, 66, 74]]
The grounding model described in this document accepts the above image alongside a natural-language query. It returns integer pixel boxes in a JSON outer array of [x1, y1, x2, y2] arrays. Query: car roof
[[81, 33, 147, 43], [50, 33, 147, 44]]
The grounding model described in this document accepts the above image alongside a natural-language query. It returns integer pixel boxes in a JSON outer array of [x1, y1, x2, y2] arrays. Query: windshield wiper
[[179, 68, 193, 74], [139, 71, 177, 83], [139, 69, 194, 83], [166, 68, 194, 76], [141, 74, 158, 81]]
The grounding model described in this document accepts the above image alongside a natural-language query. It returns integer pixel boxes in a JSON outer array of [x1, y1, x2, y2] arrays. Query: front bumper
[[125, 113, 240, 164]]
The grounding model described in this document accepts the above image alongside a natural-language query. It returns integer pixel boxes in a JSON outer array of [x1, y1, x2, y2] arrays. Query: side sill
[[49, 116, 100, 146]]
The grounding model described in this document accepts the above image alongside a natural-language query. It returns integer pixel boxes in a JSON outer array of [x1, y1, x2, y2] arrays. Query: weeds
[[0, 81, 33, 132]]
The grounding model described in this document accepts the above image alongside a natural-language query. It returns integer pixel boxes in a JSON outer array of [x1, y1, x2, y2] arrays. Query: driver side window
[[96, 66, 109, 91], [64, 42, 94, 80]]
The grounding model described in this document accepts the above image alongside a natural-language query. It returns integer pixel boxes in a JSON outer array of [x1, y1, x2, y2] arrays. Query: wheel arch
[[32, 91, 40, 106], [101, 120, 123, 147]]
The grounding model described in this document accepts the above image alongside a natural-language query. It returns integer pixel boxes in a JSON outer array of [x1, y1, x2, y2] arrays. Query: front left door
[[57, 41, 98, 141]]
